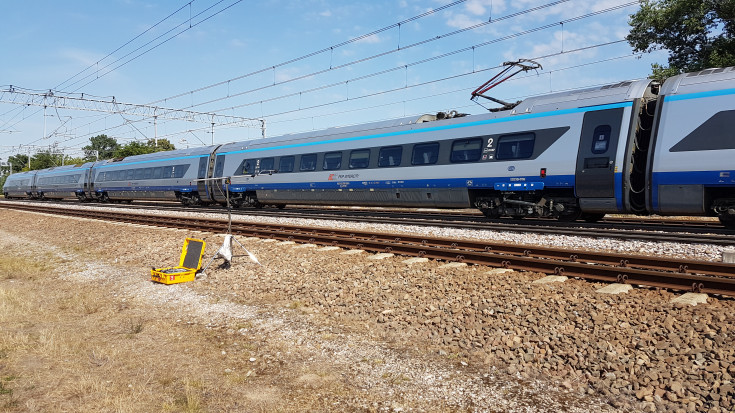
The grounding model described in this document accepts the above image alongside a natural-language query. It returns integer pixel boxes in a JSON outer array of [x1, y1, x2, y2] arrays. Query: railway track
[[3, 201, 734, 297], [5, 199, 734, 246]]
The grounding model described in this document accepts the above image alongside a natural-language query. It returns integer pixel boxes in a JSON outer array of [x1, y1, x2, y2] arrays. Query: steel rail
[[3, 201, 734, 296], [3, 199, 733, 246]]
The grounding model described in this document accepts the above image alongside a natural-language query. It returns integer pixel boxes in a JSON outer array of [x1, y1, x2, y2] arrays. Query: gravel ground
[[2, 203, 735, 412]]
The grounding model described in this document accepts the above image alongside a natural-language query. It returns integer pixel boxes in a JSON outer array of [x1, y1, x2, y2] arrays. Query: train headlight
[[540, 168, 547, 178]]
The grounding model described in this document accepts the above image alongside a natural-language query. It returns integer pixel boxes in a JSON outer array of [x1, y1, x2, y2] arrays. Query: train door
[[86, 167, 95, 194], [197, 146, 222, 202], [575, 108, 624, 200], [197, 157, 210, 201]]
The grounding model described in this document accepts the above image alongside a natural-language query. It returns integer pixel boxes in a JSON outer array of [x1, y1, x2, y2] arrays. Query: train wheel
[[276, 204, 286, 209], [480, 208, 500, 219], [582, 213, 605, 223], [557, 210, 582, 222]]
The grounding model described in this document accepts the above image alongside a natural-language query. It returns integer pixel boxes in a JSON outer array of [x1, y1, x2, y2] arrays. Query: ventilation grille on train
[[686, 67, 730, 77], [600, 81, 633, 90]]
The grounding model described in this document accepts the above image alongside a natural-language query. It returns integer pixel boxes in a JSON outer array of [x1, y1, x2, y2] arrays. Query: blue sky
[[0, 0, 665, 160]]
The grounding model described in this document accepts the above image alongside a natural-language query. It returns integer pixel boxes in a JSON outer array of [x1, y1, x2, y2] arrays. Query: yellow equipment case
[[151, 238, 206, 284]]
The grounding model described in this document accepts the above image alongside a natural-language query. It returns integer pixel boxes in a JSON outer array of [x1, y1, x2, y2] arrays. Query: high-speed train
[[4, 66, 735, 228]]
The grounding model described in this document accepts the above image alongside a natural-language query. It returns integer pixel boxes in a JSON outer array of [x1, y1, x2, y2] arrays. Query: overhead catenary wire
[[172, 0, 576, 112], [37, 40, 637, 152], [205, 3, 638, 114], [11, 0, 562, 150], [1, 1, 204, 148], [1, 1, 642, 157], [54, 1, 198, 91], [146, 0, 473, 106], [65, 0, 243, 93]]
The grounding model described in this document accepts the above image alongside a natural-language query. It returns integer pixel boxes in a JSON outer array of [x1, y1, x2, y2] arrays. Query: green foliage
[[628, 0, 735, 79], [83, 134, 119, 161], [64, 156, 85, 166], [6, 155, 28, 173], [113, 139, 176, 158], [30, 151, 64, 170]]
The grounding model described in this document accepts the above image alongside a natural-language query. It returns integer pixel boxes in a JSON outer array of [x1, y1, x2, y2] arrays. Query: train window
[[134, 169, 145, 180], [152, 167, 163, 179], [279, 156, 295, 173], [411, 142, 440, 165], [450, 138, 483, 163], [198, 157, 208, 179], [126, 169, 135, 180], [349, 149, 370, 169], [378, 146, 403, 167], [260, 157, 275, 172], [143, 168, 153, 179], [496, 133, 535, 160], [323, 152, 342, 170], [174, 165, 189, 178], [237, 159, 253, 175], [300, 154, 317, 171], [214, 155, 225, 177], [591, 125, 612, 154]]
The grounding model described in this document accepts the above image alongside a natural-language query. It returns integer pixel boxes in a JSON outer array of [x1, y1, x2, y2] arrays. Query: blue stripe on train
[[227, 174, 576, 192]]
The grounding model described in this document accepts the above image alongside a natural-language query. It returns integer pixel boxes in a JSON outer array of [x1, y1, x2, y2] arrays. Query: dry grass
[[0, 243, 344, 412]]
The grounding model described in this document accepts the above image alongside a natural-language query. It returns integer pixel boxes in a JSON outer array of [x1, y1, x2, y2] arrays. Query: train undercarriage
[[473, 190, 605, 222]]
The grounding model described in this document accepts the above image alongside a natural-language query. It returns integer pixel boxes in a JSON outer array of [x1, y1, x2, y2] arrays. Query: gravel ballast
[[2, 204, 734, 412]]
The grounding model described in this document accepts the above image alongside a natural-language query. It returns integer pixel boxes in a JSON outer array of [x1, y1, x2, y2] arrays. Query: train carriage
[[34, 163, 95, 201], [92, 146, 217, 204], [2, 170, 37, 199], [216, 77, 657, 222], [646, 67, 735, 227]]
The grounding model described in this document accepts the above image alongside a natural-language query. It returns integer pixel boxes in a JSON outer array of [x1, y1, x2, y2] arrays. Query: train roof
[[5, 170, 37, 178], [35, 162, 95, 176], [659, 66, 735, 96], [510, 78, 654, 115], [94, 145, 217, 167]]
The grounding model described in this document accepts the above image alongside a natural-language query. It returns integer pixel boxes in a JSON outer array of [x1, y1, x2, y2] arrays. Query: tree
[[150, 138, 176, 152], [628, 0, 735, 80], [83, 134, 119, 161], [113, 139, 176, 158], [7, 154, 29, 172], [64, 156, 85, 166], [30, 150, 64, 170]]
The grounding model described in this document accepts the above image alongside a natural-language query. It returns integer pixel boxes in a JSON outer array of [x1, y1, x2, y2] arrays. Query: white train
[[5, 66, 735, 228]]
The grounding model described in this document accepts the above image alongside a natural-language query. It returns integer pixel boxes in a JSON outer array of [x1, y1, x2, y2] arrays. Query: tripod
[[200, 177, 261, 274]]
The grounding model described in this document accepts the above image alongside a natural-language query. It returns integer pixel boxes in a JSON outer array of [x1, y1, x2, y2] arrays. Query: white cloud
[[446, 13, 484, 30], [57, 48, 104, 68], [465, 0, 506, 16], [355, 33, 383, 44]]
